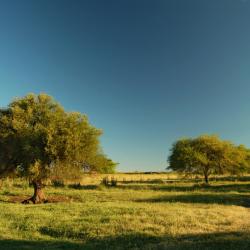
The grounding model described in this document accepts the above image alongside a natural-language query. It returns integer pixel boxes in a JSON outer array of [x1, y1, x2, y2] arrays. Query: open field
[[1, 175, 250, 249]]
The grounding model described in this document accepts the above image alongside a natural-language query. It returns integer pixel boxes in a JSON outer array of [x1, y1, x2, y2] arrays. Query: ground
[[0, 175, 250, 249]]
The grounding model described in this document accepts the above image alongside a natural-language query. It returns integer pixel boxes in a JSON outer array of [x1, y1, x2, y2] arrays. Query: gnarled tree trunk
[[22, 180, 48, 204]]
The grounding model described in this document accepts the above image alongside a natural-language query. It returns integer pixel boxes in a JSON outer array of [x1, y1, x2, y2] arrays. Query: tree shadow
[[1, 231, 250, 249], [1, 195, 75, 204], [164, 231, 250, 250], [116, 183, 250, 193], [136, 193, 250, 207], [210, 176, 250, 182], [0, 239, 84, 250], [120, 179, 165, 184], [68, 184, 99, 190], [200, 183, 250, 193]]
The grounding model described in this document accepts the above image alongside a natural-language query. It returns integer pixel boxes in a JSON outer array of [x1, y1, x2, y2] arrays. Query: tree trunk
[[204, 174, 209, 184], [22, 180, 47, 204], [202, 165, 210, 185]]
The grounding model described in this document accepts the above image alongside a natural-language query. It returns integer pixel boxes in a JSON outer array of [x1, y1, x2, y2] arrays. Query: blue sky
[[0, 0, 250, 171]]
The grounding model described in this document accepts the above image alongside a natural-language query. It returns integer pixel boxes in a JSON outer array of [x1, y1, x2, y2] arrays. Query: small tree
[[87, 154, 118, 173], [168, 135, 250, 184], [0, 93, 115, 203]]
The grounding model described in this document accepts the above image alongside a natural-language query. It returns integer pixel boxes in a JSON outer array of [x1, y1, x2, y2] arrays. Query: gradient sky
[[0, 0, 250, 171]]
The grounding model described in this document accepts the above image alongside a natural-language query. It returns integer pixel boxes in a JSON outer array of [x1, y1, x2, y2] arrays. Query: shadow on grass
[[39, 226, 88, 239], [120, 179, 165, 184], [210, 176, 250, 182], [136, 193, 250, 207], [116, 183, 250, 193], [1, 231, 250, 250], [204, 183, 250, 193], [68, 184, 99, 190]]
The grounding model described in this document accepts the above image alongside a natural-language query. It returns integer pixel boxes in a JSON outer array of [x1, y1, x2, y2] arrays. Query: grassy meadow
[[0, 173, 250, 249]]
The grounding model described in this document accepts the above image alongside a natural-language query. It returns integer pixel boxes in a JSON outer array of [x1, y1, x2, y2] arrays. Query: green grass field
[[0, 176, 250, 249]]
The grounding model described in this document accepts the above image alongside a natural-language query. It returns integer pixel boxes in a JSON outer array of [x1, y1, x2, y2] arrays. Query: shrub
[[52, 179, 65, 187], [102, 177, 109, 186], [101, 176, 117, 187], [110, 177, 117, 187]]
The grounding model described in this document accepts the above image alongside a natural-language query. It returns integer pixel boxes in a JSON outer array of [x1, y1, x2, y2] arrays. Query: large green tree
[[168, 135, 250, 184], [0, 93, 116, 203]]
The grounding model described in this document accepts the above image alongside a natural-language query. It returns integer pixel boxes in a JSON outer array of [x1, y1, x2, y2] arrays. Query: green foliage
[[87, 154, 118, 173], [168, 135, 250, 183], [0, 93, 116, 182]]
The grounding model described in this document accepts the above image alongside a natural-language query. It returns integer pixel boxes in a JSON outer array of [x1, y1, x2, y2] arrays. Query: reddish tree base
[[22, 196, 48, 204], [22, 180, 48, 204], [7, 195, 72, 204], [21, 195, 72, 203]]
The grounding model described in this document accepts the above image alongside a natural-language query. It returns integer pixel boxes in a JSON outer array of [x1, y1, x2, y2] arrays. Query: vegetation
[[168, 135, 250, 184], [0, 175, 250, 249], [1, 94, 250, 249], [0, 93, 116, 203]]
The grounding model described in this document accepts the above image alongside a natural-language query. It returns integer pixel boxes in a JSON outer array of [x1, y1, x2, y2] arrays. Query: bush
[[101, 177, 117, 187], [102, 177, 109, 186], [52, 179, 65, 187], [110, 177, 117, 187]]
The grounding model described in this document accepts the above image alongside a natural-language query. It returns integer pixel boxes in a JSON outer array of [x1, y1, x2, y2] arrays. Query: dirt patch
[[48, 195, 75, 203], [8, 195, 75, 204]]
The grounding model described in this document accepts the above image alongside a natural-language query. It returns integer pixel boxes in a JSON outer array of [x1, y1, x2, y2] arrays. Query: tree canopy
[[168, 135, 250, 183], [0, 93, 117, 199]]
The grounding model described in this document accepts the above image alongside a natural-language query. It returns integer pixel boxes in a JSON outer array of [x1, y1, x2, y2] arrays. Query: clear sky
[[0, 0, 250, 171]]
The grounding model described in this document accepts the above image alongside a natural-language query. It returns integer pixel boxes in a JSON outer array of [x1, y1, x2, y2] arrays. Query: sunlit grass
[[0, 177, 250, 249]]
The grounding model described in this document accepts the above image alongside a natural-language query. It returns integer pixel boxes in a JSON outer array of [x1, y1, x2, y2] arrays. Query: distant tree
[[0, 93, 116, 203], [87, 154, 117, 173], [168, 135, 250, 184]]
